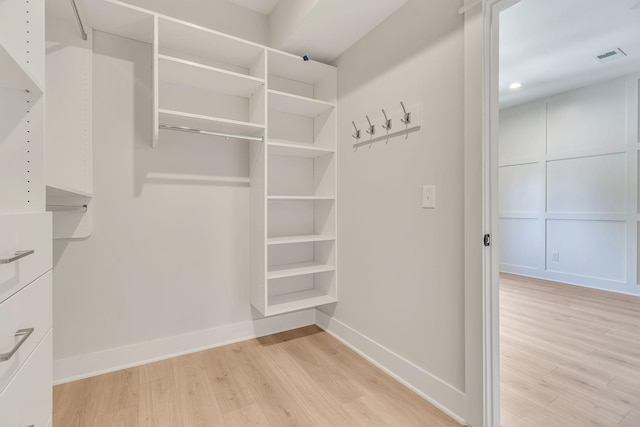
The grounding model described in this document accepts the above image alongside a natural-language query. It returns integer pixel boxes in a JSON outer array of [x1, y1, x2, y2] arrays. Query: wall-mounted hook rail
[[400, 101, 411, 125], [351, 121, 361, 140], [381, 109, 392, 130], [351, 103, 421, 149], [365, 116, 375, 136]]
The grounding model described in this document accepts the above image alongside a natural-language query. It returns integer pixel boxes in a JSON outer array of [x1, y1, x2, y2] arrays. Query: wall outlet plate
[[422, 185, 435, 209]]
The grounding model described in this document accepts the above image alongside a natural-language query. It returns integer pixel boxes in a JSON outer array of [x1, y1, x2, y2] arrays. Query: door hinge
[[483, 234, 491, 247]]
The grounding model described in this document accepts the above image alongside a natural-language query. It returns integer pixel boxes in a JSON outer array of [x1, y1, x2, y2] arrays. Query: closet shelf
[[46, 185, 92, 212], [85, 0, 155, 44], [267, 49, 336, 86], [158, 109, 264, 139], [267, 195, 335, 201], [158, 55, 264, 98], [267, 290, 337, 316], [267, 261, 335, 280], [267, 235, 335, 245], [159, 16, 265, 71], [0, 44, 44, 94], [268, 140, 334, 158], [268, 90, 334, 118]]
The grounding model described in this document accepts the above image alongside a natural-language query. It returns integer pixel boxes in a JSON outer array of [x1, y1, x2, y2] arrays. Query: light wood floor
[[53, 325, 460, 426], [500, 274, 640, 427]]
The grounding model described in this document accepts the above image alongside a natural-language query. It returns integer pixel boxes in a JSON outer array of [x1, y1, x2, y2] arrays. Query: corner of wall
[[314, 309, 467, 425]]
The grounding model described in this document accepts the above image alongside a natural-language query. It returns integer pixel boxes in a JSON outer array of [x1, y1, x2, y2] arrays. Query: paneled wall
[[499, 75, 639, 296]]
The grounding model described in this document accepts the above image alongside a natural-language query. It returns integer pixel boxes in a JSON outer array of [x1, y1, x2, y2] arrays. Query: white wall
[[318, 0, 467, 420], [499, 75, 640, 296], [51, 31, 313, 382]]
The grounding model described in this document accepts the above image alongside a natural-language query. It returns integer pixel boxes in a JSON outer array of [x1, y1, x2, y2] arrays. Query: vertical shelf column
[[251, 50, 337, 316]]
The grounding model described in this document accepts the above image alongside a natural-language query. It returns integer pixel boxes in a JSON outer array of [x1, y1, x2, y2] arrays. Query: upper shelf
[[158, 55, 264, 98], [0, 43, 44, 94], [158, 109, 265, 139], [85, 0, 154, 44], [268, 140, 334, 158], [158, 16, 264, 74], [267, 49, 336, 86], [268, 90, 334, 118]]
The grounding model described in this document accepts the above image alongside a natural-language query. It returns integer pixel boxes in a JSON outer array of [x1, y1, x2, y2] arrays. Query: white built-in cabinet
[[84, 0, 338, 316], [0, 0, 53, 425]]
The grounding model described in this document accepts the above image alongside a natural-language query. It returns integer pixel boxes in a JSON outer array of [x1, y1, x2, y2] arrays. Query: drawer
[[0, 272, 52, 393], [0, 331, 52, 427], [0, 212, 52, 304]]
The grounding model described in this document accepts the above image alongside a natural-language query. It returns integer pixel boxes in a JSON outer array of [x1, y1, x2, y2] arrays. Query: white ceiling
[[499, 0, 640, 108], [226, 0, 279, 15]]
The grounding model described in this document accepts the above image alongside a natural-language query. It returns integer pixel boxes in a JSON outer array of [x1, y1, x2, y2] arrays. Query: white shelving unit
[[82, 0, 338, 317], [0, 0, 46, 213], [45, 0, 94, 239], [0, 1, 52, 425], [262, 50, 338, 316], [154, 15, 266, 147]]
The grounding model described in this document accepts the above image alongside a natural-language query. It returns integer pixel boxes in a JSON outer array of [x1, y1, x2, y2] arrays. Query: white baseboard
[[53, 309, 316, 385], [501, 265, 640, 297], [315, 310, 467, 425]]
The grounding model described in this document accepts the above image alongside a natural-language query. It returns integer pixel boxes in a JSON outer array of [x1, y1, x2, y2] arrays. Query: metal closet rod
[[160, 125, 265, 142], [70, 0, 88, 41]]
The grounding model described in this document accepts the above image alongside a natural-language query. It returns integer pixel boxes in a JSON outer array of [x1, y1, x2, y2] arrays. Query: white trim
[[315, 310, 467, 426], [53, 309, 316, 385]]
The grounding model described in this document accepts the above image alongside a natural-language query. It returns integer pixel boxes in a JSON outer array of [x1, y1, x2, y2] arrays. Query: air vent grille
[[595, 48, 628, 63]]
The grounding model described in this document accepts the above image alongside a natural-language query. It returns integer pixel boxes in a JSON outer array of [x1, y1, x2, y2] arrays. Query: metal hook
[[366, 116, 375, 136], [400, 102, 411, 125], [381, 109, 392, 130], [351, 121, 361, 139]]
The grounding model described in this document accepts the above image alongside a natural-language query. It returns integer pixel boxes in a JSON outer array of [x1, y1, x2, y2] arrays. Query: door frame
[[483, 1, 521, 426], [462, 1, 521, 426]]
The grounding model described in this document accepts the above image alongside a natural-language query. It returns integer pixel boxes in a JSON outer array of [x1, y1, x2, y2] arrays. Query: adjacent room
[[0, 0, 638, 426], [498, 0, 640, 426]]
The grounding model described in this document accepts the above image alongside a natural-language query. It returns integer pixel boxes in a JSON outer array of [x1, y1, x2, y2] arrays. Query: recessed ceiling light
[[509, 82, 523, 90]]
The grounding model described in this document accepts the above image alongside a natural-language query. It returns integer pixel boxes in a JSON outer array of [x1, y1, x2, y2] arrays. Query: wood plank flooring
[[53, 326, 460, 426], [500, 274, 640, 427]]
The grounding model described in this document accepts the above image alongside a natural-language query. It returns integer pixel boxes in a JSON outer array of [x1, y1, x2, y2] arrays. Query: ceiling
[[226, 0, 279, 15], [499, 0, 640, 108]]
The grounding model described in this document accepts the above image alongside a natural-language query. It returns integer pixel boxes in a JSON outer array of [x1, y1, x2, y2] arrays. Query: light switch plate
[[422, 185, 435, 209]]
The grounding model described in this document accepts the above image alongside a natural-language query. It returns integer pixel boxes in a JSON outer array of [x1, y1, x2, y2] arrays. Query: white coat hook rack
[[352, 102, 421, 149]]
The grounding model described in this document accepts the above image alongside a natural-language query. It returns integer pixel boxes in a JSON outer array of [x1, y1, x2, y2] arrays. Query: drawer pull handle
[[0, 328, 34, 362], [0, 250, 35, 264]]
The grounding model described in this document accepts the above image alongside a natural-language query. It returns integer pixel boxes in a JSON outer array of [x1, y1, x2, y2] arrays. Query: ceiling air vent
[[595, 48, 628, 63]]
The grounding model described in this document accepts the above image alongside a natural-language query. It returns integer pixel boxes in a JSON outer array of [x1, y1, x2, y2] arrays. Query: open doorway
[[494, 0, 640, 425]]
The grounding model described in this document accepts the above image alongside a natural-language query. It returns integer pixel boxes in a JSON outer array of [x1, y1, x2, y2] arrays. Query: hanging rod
[[47, 204, 88, 213], [70, 0, 88, 41], [160, 125, 264, 142]]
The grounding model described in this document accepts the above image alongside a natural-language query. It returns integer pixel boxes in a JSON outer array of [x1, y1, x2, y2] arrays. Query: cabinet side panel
[[250, 141, 266, 313]]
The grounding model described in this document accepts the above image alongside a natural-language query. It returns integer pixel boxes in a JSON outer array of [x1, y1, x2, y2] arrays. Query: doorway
[[488, 0, 640, 425]]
